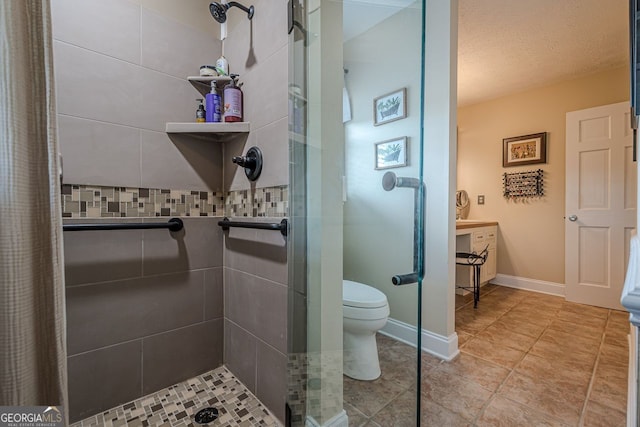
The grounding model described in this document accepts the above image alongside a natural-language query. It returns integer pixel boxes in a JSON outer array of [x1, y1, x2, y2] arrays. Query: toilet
[[342, 280, 390, 381]]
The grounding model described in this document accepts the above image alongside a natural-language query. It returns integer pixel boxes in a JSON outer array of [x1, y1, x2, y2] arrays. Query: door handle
[[382, 171, 425, 286], [568, 215, 578, 222]]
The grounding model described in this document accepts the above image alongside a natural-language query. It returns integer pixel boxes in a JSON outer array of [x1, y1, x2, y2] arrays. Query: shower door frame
[[286, 1, 459, 425]]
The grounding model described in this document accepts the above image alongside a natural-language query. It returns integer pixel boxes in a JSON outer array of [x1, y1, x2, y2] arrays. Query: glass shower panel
[[287, 1, 425, 425]]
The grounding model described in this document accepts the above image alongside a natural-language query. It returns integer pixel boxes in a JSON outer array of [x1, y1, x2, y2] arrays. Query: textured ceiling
[[458, 0, 629, 106], [344, 0, 629, 107]]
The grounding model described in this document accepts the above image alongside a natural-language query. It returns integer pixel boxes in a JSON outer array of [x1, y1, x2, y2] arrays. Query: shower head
[[209, 2, 254, 23]]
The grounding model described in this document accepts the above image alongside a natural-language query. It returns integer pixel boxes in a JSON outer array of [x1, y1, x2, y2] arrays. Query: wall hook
[[232, 146, 263, 181]]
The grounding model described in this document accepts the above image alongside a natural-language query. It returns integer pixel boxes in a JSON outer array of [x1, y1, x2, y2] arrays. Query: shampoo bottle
[[224, 74, 243, 122], [205, 81, 222, 122]]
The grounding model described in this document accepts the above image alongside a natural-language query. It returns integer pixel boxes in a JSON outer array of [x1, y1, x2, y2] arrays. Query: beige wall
[[457, 66, 629, 284]]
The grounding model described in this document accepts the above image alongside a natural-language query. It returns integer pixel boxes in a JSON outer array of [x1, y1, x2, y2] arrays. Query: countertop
[[456, 220, 498, 230]]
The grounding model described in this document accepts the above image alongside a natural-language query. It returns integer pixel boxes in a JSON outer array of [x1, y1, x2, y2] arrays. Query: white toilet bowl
[[343, 280, 390, 381]]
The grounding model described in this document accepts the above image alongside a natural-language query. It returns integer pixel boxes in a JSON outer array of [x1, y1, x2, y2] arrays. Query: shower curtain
[[0, 0, 68, 419]]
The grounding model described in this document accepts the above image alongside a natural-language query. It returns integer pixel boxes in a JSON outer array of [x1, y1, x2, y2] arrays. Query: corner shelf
[[165, 122, 250, 142], [188, 76, 232, 97]]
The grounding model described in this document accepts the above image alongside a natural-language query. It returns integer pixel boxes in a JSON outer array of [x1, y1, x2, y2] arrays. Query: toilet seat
[[343, 280, 387, 308], [343, 304, 390, 321]]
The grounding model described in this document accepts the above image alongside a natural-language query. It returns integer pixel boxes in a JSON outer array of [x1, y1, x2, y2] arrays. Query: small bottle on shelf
[[195, 99, 206, 123]]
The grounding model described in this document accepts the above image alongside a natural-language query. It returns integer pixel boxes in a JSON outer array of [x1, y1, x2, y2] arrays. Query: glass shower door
[[287, 0, 426, 425]]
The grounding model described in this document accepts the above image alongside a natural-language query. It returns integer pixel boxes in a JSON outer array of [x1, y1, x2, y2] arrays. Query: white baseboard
[[493, 273, 565, 297], [380, 317, 459, 361], [306, 410, 348, 427]]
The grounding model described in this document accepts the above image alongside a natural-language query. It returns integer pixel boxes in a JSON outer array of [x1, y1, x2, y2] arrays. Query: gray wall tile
[[138, 70, 194, 132], [224, 136, 252, 192], [141, 130, 223, 191], [63, 219, 143, 286], [242, 45, 288, 130], [52, 0, 141, 64], [224, 320, 257, 392], [224, 235, 287, 284], [253, 117, 288, 188], [58, 115, 142, 188], [142, 319, 223, 394], [142, 217, 223, 275], [252, 0, 289, 68], [68, 340, 142, 423], [53, 41, 142, 128], [224, 269, 287, 353], [141, 8, 221, 79], [204, 267, 224, 320], [256, 341, 287, 423], [66, 271, 205, 355]]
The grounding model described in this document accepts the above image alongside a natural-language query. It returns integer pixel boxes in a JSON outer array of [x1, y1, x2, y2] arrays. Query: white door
[[565, 101, 636, 310]]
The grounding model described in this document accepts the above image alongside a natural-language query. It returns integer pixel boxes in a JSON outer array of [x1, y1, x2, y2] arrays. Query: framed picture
[[374, 88, 407, 126], [375, 137, 407, 170], [502, 132, 547, 167]]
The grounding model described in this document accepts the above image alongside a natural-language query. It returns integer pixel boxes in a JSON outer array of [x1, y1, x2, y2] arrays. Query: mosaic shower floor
[[71, 366, 280, 427]]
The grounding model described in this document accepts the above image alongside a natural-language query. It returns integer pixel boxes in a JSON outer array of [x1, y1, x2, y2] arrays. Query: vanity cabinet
[[456, 222, 498, 289]]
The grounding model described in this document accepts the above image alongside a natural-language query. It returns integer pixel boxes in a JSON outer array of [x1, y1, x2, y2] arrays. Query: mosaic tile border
[[70, 366, 280, 427], [61, 184, 288, 218]]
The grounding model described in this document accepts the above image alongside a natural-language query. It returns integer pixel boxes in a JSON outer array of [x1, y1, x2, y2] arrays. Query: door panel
[[566, 101, 636, 309]]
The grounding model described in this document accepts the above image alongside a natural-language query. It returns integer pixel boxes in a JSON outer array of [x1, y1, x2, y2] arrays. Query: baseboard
[[493, 273, 565, 297], [380, 317, 459, 361], [306, 410, 348, 427]]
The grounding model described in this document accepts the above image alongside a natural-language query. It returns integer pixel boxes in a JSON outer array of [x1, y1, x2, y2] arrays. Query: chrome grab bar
[[382, 171, 425, 286]]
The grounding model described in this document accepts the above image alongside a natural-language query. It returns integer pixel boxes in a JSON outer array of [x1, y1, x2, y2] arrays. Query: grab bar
[[382, 171, 425, 286], [63, 218, 184, 232], [218, 217, 288, 236]]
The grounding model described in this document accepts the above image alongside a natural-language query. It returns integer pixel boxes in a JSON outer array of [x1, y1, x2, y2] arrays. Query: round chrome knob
[[568, 215, 578, 222]]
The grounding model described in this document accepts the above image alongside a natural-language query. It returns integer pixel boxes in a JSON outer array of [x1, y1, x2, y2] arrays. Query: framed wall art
[[374, 88, 407, 126], [502, 132, 547, 167], [375, 137, 407, 170]]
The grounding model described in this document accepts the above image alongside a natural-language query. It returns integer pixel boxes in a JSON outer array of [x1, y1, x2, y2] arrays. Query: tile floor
[[344, 284, 630, 426], [70, 366, 278, 427]]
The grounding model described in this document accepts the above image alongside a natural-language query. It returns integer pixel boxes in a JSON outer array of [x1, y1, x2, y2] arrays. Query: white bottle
[[216, 55, 229, 76]]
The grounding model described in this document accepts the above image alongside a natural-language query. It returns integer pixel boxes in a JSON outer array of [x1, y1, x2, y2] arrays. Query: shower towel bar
[[63, 218, 184, 232], [218, 217, 288, 236]]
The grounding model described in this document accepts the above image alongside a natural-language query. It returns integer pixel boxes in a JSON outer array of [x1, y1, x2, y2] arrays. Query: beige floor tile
[[582, 400, 626, 427], [498, 372, 585, 425], [538, 328, 602, 352], [476, 395, 571, 427], [515, 353, 592, 394], [368, 389, 418, 427], [599, 343, 629, 367], [589, 371, 628, 413], [529, 338, 598, 369], [560, 301, 609, 319], [556, 310, 607, 329], [378, 343, 418, 389], [343, 375, 407, 417], [475, 323, 538, 352], [455, 311, 499, 335], [461, 337, 525, 369], [432, 352, 510, 391], [343, 402, 370, 427], [421, 368, 493, 421], [457, 330, 473, 347], [604, 332, 629, 349], [547, 318, 606, 340], [500, 310, 554, 327], [492, 317, 547, 338], [421, 396, 471, 427]]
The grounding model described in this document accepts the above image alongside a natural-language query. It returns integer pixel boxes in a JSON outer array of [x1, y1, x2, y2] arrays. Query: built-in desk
[[456, 221, 498, 289]]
